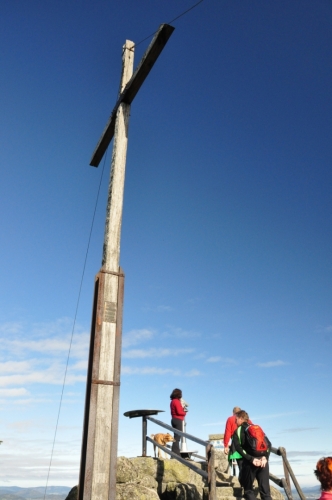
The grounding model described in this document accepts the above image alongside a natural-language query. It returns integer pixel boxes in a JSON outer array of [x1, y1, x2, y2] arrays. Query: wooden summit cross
[[78, 24, 175, 500]]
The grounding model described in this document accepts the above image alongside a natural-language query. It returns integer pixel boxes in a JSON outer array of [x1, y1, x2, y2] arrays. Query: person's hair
[[235, 410, 249, 422], [315, 457, 332, 491], [170, 388, 182, 400], [233, 406, 241, 414]]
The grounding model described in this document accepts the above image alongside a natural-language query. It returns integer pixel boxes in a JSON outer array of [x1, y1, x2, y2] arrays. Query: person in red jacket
[[170, 388, 186, 456], [224, 406, 241, 454]]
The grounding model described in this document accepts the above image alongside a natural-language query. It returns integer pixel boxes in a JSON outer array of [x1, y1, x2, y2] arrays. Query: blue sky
[[1, 0, 331, 490]]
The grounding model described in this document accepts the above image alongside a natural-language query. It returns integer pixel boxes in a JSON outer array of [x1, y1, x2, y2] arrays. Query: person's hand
[[260, 456, 267, 468], [224, 447, 229, 455], [252, 458, 262, 467]]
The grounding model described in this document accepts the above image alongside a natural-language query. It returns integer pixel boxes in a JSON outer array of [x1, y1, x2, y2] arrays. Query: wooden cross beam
[[90, 23, 175, 167]]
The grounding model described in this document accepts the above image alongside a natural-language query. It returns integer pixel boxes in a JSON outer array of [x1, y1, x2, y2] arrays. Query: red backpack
[[244, 424, 271, 456]]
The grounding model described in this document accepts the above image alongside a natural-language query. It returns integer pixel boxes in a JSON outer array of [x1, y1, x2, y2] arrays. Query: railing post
[[207, 444, 216, 500], [282, 447, 291, 491], [279, 447, 306, 500], [142, 415, 147, 457], [281, 477, 293, 500]]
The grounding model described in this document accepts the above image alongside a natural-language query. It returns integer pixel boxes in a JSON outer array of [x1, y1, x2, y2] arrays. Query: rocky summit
[[66, 452, 285, 500]]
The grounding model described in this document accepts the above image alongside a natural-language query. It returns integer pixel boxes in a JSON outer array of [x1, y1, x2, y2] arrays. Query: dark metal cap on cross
[[90, 23, 175, 167]]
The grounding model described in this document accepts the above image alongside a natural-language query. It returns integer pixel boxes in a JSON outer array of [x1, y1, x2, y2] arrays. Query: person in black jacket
[[232, 410, 272, 500]]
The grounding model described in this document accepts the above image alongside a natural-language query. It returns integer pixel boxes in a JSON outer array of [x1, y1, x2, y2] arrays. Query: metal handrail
[[147, 416, 208, 447], [136, 414, 216, 500]]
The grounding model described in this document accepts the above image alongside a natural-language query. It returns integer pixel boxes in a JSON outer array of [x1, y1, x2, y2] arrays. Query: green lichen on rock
[[116, 456, 140, 483], [129, 457, 159, 480], [162, 459, 198, 484], [137, 474, 159, 490], [116, 456, 159, 492], [116, 483, 159, 499]]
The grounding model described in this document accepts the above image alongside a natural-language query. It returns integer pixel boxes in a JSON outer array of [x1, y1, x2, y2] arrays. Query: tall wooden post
[[79, 41, 134, 500]]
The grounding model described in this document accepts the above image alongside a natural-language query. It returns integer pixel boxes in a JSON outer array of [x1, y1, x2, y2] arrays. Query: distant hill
[[0, 487, 70, 500], [0, 494, 26, 500], [291, 486, 320, 500]]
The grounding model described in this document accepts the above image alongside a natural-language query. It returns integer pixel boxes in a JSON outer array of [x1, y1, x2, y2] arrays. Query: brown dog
[[151, 433, 175, 459]]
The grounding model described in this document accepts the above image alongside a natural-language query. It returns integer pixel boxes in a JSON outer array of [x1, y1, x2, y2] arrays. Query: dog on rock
[[151, 433, 175, 459]]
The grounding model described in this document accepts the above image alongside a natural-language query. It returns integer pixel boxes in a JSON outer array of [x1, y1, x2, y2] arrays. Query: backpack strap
[[237, 425, 242, 444], [228, 426, 243, 462]]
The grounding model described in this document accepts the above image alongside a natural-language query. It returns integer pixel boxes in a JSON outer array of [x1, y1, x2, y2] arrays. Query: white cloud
[[202, 421, 225, 427], [206, 357, 237, 365], [0, 322, 24, 334], [121, 365, 202, 376], [0, 388, 29, 397], [0, 361, 31, 374], [185, 369, 201, 377], [0, 371, 85, 388], [163, 327, 201, 339], [123, 348, 194, 358], [186, 297, 202, 305], [256, 360, 288, 368], [70, 360, 88, 371], [280, 427, 319, 434], [251, 411, 305, 421], [7, 420, 35, 433], [0, 442, 80, 486], [203, 411, 305, 428], [122, 329, 154, 348], [193, 353, 207, 360], [287, 451, 329, 457], [12, 398, 54, 405], [223, 358, 237, 365], [122, 366, 181, 375], [1, 334, 89, 360], [206, 356, 221, 363], [0, 361, 86, 388], [315, 325, 332, 333], [0, 320, 89, 403], [31, 317, 78, 337], [141, 304, 173, 312]]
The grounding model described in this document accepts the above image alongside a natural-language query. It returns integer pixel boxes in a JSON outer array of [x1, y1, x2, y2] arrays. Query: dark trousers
[[241, 460, 272, 500], [237, 458, 243, 483], [171, 418, 183, 456]]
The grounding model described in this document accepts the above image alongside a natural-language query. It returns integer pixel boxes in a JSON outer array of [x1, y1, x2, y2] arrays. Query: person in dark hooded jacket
[[232, 410, 272, 500]]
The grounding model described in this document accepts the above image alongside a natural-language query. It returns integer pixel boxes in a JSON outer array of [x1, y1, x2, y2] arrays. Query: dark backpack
[[244, 424, 271, 457]]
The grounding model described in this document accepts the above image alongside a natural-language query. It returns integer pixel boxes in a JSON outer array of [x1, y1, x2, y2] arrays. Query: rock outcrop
[[116, 456, 205, 499], [66, 455, 285, 500]]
